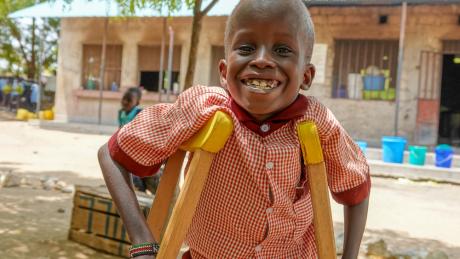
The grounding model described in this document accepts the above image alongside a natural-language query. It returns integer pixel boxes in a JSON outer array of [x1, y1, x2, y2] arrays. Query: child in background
[[118, 87, 148, 192], [118, 87, 142, 127], [99, 1, 370, 258]]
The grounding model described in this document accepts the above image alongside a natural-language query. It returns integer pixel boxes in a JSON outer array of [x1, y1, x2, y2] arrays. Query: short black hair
[[224, 0, 315, 62], [128, 87, 142, 100], [123, 87, 142, 105]]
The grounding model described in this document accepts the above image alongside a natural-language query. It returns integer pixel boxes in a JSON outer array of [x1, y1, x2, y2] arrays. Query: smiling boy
[[98, 0, 370, 258]]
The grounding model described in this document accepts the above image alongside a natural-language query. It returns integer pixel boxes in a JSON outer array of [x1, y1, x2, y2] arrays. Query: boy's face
[[219, 13, 315, 121]]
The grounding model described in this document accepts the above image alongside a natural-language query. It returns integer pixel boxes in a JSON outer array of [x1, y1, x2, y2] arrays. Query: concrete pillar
[[120, 41, 138, 91], [54, 37, 68, 122], [193, 35, 212, 87], [55, 19, 83, 122]]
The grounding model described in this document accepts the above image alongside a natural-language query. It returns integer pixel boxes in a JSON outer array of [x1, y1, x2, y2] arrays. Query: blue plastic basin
[[435, 144, 454, 168], [381, 136, 407, 164]]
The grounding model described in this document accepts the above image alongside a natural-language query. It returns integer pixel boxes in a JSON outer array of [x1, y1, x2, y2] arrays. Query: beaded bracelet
[[129, 242, 160, 258]]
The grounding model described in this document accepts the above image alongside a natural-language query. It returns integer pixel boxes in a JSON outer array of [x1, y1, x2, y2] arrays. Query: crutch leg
[[148, 111, 233, 259], [147, 150, 186, 242], [297, 122, 336, 259]]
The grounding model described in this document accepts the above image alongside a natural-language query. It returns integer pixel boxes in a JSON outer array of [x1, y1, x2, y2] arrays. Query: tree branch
[[201, 0, 219, 16], [192, 0, 203, 18], [6, 20, 30, 64]]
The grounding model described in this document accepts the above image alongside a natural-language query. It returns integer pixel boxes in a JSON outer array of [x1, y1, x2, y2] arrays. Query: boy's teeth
[[245, 79, 278, 89]]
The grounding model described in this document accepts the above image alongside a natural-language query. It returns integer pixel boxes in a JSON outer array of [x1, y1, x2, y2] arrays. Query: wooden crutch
[[146, 111, 233, 259], [297, 122, 336, 259]]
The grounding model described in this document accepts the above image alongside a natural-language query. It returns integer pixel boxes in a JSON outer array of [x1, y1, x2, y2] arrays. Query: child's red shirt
[[109, 85, 370, 258]]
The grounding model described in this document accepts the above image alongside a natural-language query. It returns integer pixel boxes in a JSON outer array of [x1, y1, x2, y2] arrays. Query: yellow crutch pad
[[180, 111, 234, 153], [296, 121, 324, 165]]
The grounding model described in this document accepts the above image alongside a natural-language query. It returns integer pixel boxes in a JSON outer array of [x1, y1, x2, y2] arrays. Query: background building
[[11, 0, 460, 147]]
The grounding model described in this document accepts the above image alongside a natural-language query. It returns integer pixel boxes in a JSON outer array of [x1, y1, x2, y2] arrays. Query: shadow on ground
[[2, 167, 460, 258], [335, 222, 460, 258], [0, 169, 116, 259]]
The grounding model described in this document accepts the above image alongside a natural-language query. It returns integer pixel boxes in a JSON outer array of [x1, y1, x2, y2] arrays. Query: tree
[[115, 0, 220, 90], [0, 0, 59, 80]]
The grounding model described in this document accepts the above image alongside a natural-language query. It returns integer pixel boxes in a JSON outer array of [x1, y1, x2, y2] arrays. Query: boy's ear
[[301, 64, 316, 90], [218, 59, 228, 89]]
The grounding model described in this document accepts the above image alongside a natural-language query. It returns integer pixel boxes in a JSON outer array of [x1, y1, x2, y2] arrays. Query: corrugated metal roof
[[9, 0, 460, 19], [304, 0, 460, 6], [9, 0, 240, 18]]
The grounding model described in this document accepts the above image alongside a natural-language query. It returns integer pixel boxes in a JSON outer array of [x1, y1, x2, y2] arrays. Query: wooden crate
[[69, 185, 153, 257]]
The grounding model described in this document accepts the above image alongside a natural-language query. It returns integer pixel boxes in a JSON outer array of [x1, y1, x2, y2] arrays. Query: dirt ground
[[1, 117, 460, 258], [0, 114, 119, 259], [0, 176, 119, 259]]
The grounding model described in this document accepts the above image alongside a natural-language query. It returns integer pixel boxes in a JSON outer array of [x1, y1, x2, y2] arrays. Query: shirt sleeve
[[108, 85, 230, 178], [313, 99, 371, 206]]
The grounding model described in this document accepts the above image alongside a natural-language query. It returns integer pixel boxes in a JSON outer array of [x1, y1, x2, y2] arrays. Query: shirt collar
[[229, 94, 309, 124], [229, 94, 309, 137]]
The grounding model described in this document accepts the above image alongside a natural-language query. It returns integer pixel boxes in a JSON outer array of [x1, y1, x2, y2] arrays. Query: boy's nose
[[249, 48, 276, 69]]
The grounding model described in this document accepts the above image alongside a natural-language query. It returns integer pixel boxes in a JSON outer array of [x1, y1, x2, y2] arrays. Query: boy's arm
[[98, 143, 157, 249], [341, 196, 369, 259]]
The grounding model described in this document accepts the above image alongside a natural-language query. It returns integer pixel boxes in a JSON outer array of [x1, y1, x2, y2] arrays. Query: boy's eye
[[275, 46, 293, 56], [237, 45, 255, 55]]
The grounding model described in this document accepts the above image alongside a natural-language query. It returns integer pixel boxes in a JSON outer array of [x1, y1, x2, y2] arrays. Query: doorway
[[140, 71, 160, 92], [438, 54, 460, 147]]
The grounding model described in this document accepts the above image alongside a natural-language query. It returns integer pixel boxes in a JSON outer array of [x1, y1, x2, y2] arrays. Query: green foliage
[[114, 0, 195, 16], [0, 0, 59, 78]]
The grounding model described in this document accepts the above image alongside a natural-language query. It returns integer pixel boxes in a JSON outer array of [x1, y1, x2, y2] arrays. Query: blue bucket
[[408, 145, 427, 166], [381, 136, 407, 163], [356, 141, 368, 155], [363, 75, 385, 91], [435, 144, 454, 168]]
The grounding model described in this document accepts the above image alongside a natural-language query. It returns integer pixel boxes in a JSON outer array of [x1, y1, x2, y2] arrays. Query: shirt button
[[266, 207, 274, 214], [266, 162, 274, 170], [255, 245, 262, 252], [260, 123, 270, 133]]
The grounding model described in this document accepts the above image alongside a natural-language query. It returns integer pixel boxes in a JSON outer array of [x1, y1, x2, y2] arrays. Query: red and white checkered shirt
[[109, 85, 370, 258]]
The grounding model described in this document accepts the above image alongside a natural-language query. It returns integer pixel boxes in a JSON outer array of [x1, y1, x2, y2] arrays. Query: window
[[332, 40, 399, 100], [82, 44, 122, 90], [138, 45, 181, 93], [443, 40, 460, 54]]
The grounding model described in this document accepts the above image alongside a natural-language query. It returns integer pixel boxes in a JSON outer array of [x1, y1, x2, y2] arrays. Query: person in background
[[9, 78, 23, 112], [20, 80, 31, 110], [2, 78, 12, 107], [0, 77, 6, 105], [118, 87, 142, 127], [30, 82, 39, 112], [118, 87, 149, 192]]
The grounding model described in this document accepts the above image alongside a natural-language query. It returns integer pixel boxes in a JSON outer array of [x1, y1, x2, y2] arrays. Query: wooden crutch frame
[[146, 111, 234, 258], [297, 121, 336, 259], [146, 113, 336, 259]]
